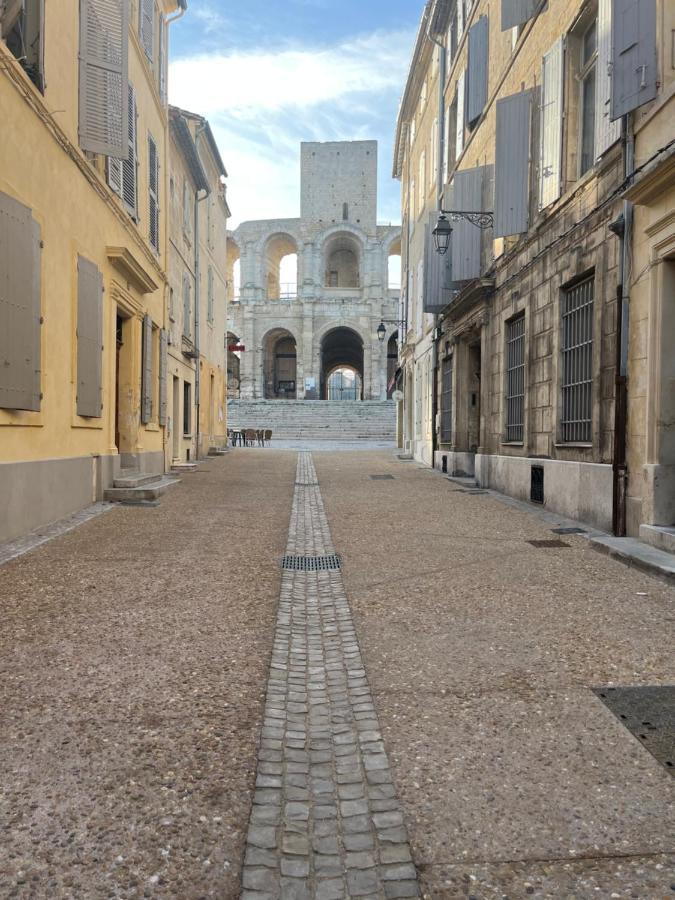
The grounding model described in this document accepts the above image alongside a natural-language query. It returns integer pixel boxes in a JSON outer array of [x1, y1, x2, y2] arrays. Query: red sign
[[228, 345, 245, 352]]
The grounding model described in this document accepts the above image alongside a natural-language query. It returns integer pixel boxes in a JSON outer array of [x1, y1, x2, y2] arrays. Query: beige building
[[167, 107, 229, 466], [0, 0, 187, 542], [395, 0, 672, 535]]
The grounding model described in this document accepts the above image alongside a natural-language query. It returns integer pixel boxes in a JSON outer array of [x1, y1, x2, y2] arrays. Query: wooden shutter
[[183, 273, 191, 338], [107, 156, 122, 197], [0, 191, 41, 412], [122, 84, 137, 216], [207, 266, 214, 322], [467, 16, 488, 125], [596, 0, 621, 155], [158, 13, 167, 102], [139, 0, 154, 60], [495, 90, 532, 237], [449, 167, 489, 282], [76, 255, 103, 418], [423, 212, 453, 314], [158, 327, 168, 426], [79, 0, 129, 158], [501, 0, 539, 31], [539, 39, 564, 209], [148, 133, 159, 251], [457, 0, 464, 40], [455, 69, 465, 161], [443, 105, 450, 184], [141, 313, 153, 423], [610, 0, 657, 119]]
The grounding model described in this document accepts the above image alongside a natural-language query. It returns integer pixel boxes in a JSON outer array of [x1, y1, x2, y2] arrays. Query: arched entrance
[[263, 329, 297, 399], [327, 367, 362, 401], [320, 327, 364, 400]]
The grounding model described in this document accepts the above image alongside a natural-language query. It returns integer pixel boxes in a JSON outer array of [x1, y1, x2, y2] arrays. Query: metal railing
[[561, 277, 594, 443], [506, 314, 525, 442]]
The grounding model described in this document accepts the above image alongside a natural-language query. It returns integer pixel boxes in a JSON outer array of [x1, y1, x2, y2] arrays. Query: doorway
[[115, 311, 133, 453], [172, 376, 180, 460]]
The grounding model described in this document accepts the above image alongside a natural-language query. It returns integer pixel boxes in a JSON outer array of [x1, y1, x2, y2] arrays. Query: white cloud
[[169, 29, 413, 226]]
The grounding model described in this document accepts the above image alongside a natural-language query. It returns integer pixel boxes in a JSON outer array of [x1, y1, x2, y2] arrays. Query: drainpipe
[[194, 124, 209, 459], [612, 114, 634, 536], [166, 1, 187, 25]]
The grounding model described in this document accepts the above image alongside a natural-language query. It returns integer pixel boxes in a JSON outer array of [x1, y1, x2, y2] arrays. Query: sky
[[168, 0, 419, 229]]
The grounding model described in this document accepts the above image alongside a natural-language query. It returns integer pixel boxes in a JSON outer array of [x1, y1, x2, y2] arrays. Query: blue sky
[[169, 0, 419, 227]]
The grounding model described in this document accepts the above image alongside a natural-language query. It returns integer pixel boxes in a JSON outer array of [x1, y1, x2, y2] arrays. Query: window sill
[[501, 441, 524, 447], [554, 442, 593, 449], [144, 422, 160, 432]]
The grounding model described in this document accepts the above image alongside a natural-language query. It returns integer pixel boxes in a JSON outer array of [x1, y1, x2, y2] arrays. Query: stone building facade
[[228, 142, 401, 402], [395, 0, 671, 535]]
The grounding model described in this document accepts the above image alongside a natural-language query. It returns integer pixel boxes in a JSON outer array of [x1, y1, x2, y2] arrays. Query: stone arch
[[321, 227, 366, 289], [386, 234, 402, 290], [320, 326, 365, 400], [226, 236, 241, 302], [262, 327, 298, 399], [263, 233, 298, 300]]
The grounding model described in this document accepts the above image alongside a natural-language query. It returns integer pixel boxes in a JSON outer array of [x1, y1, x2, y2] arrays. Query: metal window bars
[[440, 356, 453, 443], [506, 314, 525, 442], [561, 277, 594, 443]]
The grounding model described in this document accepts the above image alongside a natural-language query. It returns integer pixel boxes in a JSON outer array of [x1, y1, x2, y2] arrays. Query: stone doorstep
[[112, 470, 165, 489], [103, 476, 181, 503], [639, 524, 675, 555]]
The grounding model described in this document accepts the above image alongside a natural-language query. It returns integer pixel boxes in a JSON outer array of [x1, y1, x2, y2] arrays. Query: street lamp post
[[432, 210, 494, 255]]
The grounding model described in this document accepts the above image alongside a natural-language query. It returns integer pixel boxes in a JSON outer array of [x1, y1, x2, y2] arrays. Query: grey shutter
[[449, 167, 487, 282], [158, 327, 168, 426], [207, 266, 214, 321], [107, 155, 122, 197], [79, 0, 129, 159], [0, 191, 41, 412], [76, 256, 103, 418], [423, 212, 453, 314], [20, 0, 46, 92], [183, 273, 191, 338], [467, 16, 488, 125], [539, 39, 564, 209], [455, 69, 466, 160], [141, 313, 153, 423], [1, 0, 23, 37], [494, 90, 532, 237], [158, 13, 167, 103], [501, 0, 539, 31], [122, 84, 137, 216], [140, 0, 154, 60], [610, 0, 657, 119], [148, 133, 159, 251], [595, 0, 620, 154]]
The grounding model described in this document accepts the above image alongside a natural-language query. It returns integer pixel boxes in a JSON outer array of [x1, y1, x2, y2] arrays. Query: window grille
[[506, 314, 525, 442], [440, 355, 453, 443], [561, 277, 594, 443]]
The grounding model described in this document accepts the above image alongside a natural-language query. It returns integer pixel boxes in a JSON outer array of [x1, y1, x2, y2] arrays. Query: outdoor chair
[[264, 429, 272, 445], [257, 429, 264, 447], [245, 429, 256, 447]]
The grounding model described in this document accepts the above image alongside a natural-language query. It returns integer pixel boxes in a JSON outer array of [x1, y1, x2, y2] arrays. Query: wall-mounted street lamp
[[377, 319, 405, 342], [432, 210, 494, 255]]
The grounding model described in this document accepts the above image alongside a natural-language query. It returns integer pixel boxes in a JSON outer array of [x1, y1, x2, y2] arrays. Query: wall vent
[[531, 465, 544, 504]]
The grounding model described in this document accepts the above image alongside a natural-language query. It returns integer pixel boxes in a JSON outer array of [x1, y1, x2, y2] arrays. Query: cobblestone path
[[242, 453, 419, 900]]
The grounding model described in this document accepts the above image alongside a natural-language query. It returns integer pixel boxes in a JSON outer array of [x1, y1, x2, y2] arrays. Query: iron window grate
[[506, 314, 525, 442], [561, 277, 594, 443], [593, 685, 675, 774], [440, 355, 453, 444], [282, 554, 342, 572]]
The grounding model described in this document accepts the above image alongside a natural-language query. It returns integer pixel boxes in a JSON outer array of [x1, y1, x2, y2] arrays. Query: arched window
[[226, 237, 241, 303], [324, 233, 361, 289], [265, 234, 298, 300]]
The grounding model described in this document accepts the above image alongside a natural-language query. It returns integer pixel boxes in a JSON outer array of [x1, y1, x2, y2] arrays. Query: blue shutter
[[449, 167, 488, 282], [467, 16, 488, 125], [495, 90, 532, 237], [501, 0, 539, 31], [610, 0, 657, 120]]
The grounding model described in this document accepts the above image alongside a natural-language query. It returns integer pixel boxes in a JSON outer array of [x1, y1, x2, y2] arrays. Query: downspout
[[194, 124, 209, 459], [166, 1, 187, 25], [612, 114, 634, 536]]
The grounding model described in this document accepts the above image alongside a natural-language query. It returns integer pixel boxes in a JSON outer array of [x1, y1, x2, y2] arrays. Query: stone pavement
[[242, 453, 418, 900]]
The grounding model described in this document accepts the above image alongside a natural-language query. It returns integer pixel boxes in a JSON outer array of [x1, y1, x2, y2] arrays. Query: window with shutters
[[182, 273, 191, 339], [539, 39, 564, 209], [76, 256, 103, 418], [141, 314, 154, 424], [183, 179, 192, 237], [207, 266, 214, 324], [2, 0, 45, 92], [430, 120, 438, 193], [440, 354, 453, 444], [455, 70, 466, 161], [494, 90, 532, 237], [148, 132, 160, 252], [505, 314, 525, 442], [139, 0, 154, 62], [578, 19, 597, 175], [467, 16, 489, 127], [158, 12, 167, 102], [0, 191, 42, 412], [447, 93, 458, 176], [107, 84, 138, 219], [560, 276, 594, 443]]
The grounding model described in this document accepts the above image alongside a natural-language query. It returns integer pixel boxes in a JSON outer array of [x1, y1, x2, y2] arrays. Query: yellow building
[[166, 106, 230, 467], [0, 0, 187, 542]]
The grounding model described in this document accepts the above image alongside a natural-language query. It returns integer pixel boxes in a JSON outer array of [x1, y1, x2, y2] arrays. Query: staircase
[[227, 400, 396, 441], [104, 469, 181, 504]]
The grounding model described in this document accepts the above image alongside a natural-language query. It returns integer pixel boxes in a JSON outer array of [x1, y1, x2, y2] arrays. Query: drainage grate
[[370, 475, 395, 480], [282, 554, 342, 572], [527, 539, 570, 548], [551, 527, 587, 535], [295, 482, 319, 487], [593, 685, 675, 774]]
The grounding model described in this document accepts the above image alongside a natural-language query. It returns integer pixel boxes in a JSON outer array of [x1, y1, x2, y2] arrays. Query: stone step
[[113, 470, 165, 489], [171, 462, 199, 473], [104, 476, 181, 503], [639, 524, 675, 554]]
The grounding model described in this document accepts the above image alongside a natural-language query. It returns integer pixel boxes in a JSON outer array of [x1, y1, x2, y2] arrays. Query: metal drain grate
[[527, 539, 570, 548], [593, 685, 675, 774], [370, 475, 395, 480], [295, 482, 319, 487], [551, 527, 587, 535], [282, 554, 342, 572]]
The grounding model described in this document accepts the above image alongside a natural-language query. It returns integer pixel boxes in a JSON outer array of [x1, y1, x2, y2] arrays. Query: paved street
[[1, 450, 673, 899]]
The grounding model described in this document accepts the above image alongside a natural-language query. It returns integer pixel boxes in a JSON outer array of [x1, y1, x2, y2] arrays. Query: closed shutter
[[76, 255, 103, 418], [107, 156, 122, 197], [183, 273, 191, 338], [467, 16, 488, 125], [423, 212, 453, 314], [139, 0, 154, 61], [207, 266, 214, 321], [596, 0, 621, 155], [610, 0, 657, 119], [455, 69, 465, 161], [494, 90, 532, 237], [158, 13, 167, 103], [122, 84, 137, 216], [457, 0, 464, 40], [158, 327, 168, 426], [443, 105, 450, 184], [449, 167, 488, 282], [148, 132, 160, 251], [141, 313, 153, 423], [0, 191, 41, 412], [78, 0, 129, 158], [539, 39, 564, 209], [501, 0, 539, 31]]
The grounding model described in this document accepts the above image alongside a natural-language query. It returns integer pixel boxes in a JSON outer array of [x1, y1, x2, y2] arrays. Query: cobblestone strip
[[243, 452, 419, 900], [0, 502, 114, 567]]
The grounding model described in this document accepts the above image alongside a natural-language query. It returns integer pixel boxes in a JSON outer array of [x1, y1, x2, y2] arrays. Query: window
[[579, 19, 597, 176], [561, 277, 594, 443], [169, 286, 174, 321], [505, 314, 525, 442], [440, 354, 453, 443], [182, 273, 191, 339], [447, 95, 458, 175], [430, 120, 438, 192], [2, 0, 45, 92], [183, 179, 192, 235], [139, 0, 154, 61], [207, 266, 214, 323], [141, 314, 154, 424], [183, 381, 191, 435], [76, 256, 103, 418], [107, 84, 138, 219], [148, 133, 160, 252]]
